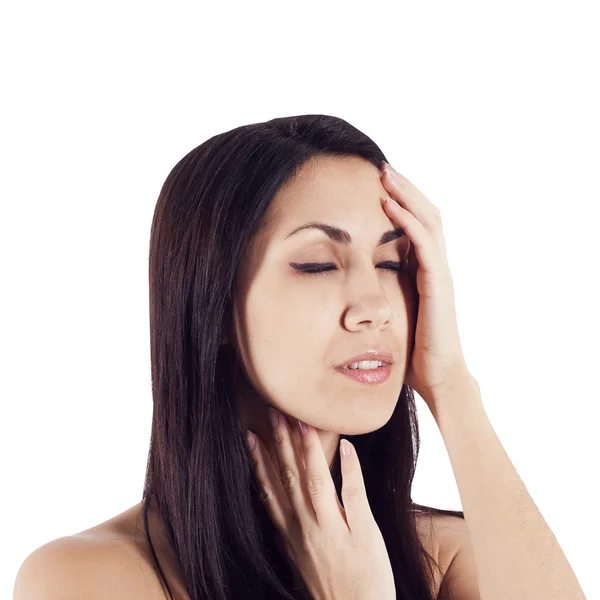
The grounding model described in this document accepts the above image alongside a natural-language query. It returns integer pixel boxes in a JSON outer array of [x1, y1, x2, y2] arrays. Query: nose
[[342, 296, 393, 332]]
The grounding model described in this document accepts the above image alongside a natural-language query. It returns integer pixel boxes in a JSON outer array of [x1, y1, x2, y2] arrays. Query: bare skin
[[14, 156, 465, 598], [227, 156, 416, 474], [13, 498, 458, 600]]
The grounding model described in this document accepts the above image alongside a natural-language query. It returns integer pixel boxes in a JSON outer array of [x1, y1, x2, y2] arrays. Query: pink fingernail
[[268, 407, 280, 428], [384, 165, 401, 180], [297, 419, 308, 435], [341, 439, 351, 456]]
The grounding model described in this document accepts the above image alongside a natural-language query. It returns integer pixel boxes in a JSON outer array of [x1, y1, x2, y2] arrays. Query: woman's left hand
[[380, 162, 474, 410]]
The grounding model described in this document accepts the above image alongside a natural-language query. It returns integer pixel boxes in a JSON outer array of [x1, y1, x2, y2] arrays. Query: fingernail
[[297, 419, 308, 435], [341, 438, 352, 457], [268, 407, 280, 428], [384, 163, 400, 179], [245, 430, 256, 451]]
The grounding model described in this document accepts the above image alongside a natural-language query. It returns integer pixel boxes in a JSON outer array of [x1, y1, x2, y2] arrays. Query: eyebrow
[[284, 221, 406, 247]]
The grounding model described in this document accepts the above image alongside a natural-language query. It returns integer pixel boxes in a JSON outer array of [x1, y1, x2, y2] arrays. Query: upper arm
[[437, 516, 481, 600]]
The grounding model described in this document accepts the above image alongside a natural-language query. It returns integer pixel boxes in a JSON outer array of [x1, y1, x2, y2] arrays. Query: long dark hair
[[141, 114, 464, 600]]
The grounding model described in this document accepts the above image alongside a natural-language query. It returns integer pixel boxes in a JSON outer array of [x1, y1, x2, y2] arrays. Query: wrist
[[425, 370, 481, 418]]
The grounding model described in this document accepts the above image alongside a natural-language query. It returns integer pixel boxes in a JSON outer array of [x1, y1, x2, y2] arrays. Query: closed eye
[[290, 261, 405, 277]]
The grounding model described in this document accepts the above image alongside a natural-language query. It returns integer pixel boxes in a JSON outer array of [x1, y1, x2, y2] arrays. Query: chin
[[329, 406, 395, 436]]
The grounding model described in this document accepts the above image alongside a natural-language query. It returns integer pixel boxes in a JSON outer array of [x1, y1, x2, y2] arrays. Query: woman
[[14, 115, 468, 599]]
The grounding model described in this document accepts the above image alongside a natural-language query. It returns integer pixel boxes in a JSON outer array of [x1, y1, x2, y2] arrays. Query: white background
[[1, 1, 598, 598]]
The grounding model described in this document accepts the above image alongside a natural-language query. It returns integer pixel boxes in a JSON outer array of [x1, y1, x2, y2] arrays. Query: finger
[[339, 438, 373, 535], [246, 430, 294, 535], [269, 408, 316, 527], [381, 197, 440, 273], [298, 421, 347, 529], [284, 413, 306, 470], [381, 163, 442, 232]]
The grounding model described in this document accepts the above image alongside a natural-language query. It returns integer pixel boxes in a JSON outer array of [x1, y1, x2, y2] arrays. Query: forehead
[[265, 155, 386, 229], [238, 155, 407, 288]]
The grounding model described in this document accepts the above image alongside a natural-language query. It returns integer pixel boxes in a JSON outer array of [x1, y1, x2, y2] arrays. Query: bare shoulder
[[13, 502, 185, 600], [415, 511, 469, 596], [13, 534, 130, 600], [13, 504, 468, 600], [416, 511, 468, 555]]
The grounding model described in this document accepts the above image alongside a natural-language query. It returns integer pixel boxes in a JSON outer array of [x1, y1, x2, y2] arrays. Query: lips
[[335, 350, 394, 369]]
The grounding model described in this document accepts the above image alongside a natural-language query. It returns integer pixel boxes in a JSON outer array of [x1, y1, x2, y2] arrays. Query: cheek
[[234, 273, 416, 406], [235, 287, 331, 401]]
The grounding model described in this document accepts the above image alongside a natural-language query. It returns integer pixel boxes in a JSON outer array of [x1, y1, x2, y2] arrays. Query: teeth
[[344, 360, 386, 370]]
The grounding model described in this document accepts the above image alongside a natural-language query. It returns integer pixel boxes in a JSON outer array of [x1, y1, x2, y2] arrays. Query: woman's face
[[229, 155, 417, 436]]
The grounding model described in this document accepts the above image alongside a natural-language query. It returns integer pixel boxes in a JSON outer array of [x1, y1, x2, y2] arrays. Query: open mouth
[[335, 363, 392, 384]]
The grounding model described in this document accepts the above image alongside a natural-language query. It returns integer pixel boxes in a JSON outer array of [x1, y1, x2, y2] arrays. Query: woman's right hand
[[245, 408, 396, 600]]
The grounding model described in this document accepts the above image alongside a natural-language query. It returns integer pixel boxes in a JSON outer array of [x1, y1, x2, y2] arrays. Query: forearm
[[429, 376, 586, 600]]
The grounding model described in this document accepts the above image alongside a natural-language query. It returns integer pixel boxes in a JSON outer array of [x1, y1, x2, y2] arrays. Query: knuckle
[[343, 485, 363, 506], [280, 467, 298, 492], [306, 474, 325, 497], [258, 487, 273, 507], [323, 532, 339, 552], [272, 430, 286, 446]]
